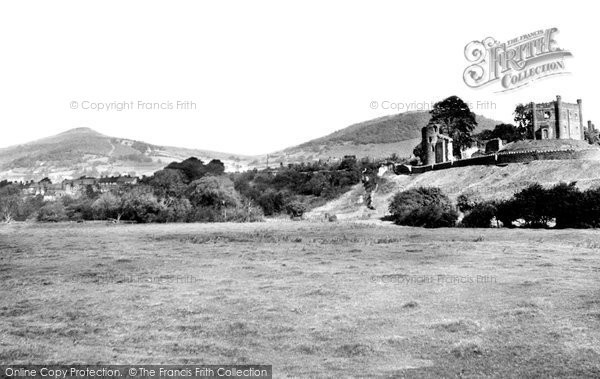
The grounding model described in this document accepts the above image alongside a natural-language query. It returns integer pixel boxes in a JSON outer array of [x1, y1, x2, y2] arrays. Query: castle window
[[544, 111, 551, 119]]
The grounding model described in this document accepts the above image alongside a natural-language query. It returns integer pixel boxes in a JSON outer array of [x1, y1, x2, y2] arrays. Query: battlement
[[530, 95, 584, 141]]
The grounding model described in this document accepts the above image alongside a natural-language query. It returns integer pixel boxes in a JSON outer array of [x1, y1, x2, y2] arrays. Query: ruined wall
[[531, 96, 583, 140], [399, 149, 600, 175]]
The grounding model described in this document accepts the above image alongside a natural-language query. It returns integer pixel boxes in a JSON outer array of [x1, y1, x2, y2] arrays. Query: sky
[[1, 0, 598, 155]]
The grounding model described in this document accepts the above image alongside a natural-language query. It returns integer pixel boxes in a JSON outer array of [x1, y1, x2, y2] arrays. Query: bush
[[37, 202, 68, 222], [456, 191, 483, 213], [286, 201, 306, 219], [548, 182, 582, 228], [512, 183, 552, 227], [157, 197, 192, 222], [389, 187, 457, 228], [461, 202, 497, 228], [494, 199, 518, 228], [223, 201, 264, 222]]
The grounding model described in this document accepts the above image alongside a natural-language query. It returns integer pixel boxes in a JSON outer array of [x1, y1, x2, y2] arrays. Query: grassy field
[[1, 221, 600, 377]]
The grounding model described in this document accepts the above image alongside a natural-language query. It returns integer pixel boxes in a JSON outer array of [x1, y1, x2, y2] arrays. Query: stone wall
[[397, 148, 600, 175]]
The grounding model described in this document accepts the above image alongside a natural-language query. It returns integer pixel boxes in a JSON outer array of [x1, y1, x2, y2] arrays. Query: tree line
[[0, 156, 378, 223], [388, 183, 600, 229]]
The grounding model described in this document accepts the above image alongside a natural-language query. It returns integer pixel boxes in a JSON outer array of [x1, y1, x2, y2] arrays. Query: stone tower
[[530, 96, 584, 140], [421, 123, 453, 165]]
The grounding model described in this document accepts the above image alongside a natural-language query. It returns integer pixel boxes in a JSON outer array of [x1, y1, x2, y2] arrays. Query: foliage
[[513, 104, 533, 139], [475, 123, 526, 143], [165, 157, 226, 183], [37, 202, 68, 222], [430, 96, 477, 156], [0, 184, 22, 222], [584, 127, 600, 145], [92, 192, 123, 220], [456, 191, 483, 213], [149, 169, 187, 198], [286, 201, 306, 219], [461, 202, 497, 228], [389, 187, 458, 227], [187, 176, 238, 209], [166, 157, 207, 183], [233, 158, 363, 216], [119, 187, 166, 223]]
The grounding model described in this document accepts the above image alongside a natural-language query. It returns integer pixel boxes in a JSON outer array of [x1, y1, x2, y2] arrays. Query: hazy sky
[[1, 1, 598, 155]]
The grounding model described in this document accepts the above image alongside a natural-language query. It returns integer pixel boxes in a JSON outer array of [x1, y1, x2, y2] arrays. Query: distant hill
[[265, 111, 504, 165], [0, 111, 504, 181], [0, 128, 254, 182]]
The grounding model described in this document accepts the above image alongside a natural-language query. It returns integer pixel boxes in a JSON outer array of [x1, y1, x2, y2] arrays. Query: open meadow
[[1, 221, 600, 377]]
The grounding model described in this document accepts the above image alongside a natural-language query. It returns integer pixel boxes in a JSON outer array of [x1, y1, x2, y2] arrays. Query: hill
[[308, 160, 600, 220], [0, 111, 503, 181], [0, 128, 255, 182], [266, 111, 503, 165]]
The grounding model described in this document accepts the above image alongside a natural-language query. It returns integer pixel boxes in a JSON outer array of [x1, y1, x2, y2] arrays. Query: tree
[[547, 182, 582, 228], [186, 176, 238, 209], [485, 123, 525, 143], [456, 191, 483, 213], [149, 169, 187, 198], [0, 194, 20, 223], [412, 143, 424, 165], [37, 201, 68, 222], [461, 202, 497, 228], [286, 201, 306, 219], [430, 96, 477, 156], [301, 172, 329, 196], [205, 159, 225, 176], [158, 197, 192, 222], [166, 157, 207, 183], [389, 187, 458, 227], [0, 184, 22, 222], [119, 187, 166, 223], [512, 184, 552, 227], [92, 192, 123, 221], [514, 104, 533, 139], [585, 127, 600, 145]]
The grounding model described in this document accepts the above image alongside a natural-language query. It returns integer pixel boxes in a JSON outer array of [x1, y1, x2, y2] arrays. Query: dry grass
[[1, 221, 600, 377], [308, 160, 600, 221]]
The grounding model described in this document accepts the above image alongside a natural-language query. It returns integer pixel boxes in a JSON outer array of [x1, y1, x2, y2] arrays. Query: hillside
[[0, 111, 503, 181], [0, 128, 255, 182], [267, 112, 503, 165], [308, 160, 600, 220]]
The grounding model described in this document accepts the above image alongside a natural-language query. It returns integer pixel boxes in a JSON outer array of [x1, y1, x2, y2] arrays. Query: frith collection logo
[[463, 27, 572, 92]]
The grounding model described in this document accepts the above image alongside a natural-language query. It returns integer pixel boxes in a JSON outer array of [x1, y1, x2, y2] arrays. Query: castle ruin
[[530, 96, 584, 140], [421, 123, 453, 165]]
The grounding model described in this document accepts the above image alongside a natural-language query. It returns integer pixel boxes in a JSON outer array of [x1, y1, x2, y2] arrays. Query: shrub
[[37, 202, 68, 222], [187, 176, 239, 209], [461, 202, 497, 228], [286, 201, 306, 219], [494, 199, 518, 228], [547, 182, 582, 228], [389, 187, 457, 228], [223, 201, 264, 223], [456, 191, 483, 213], [257, 190, 287, 216], [512, 183, 552, 227], [157, 197, 192, 223], [580, 187, 600, 228]]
